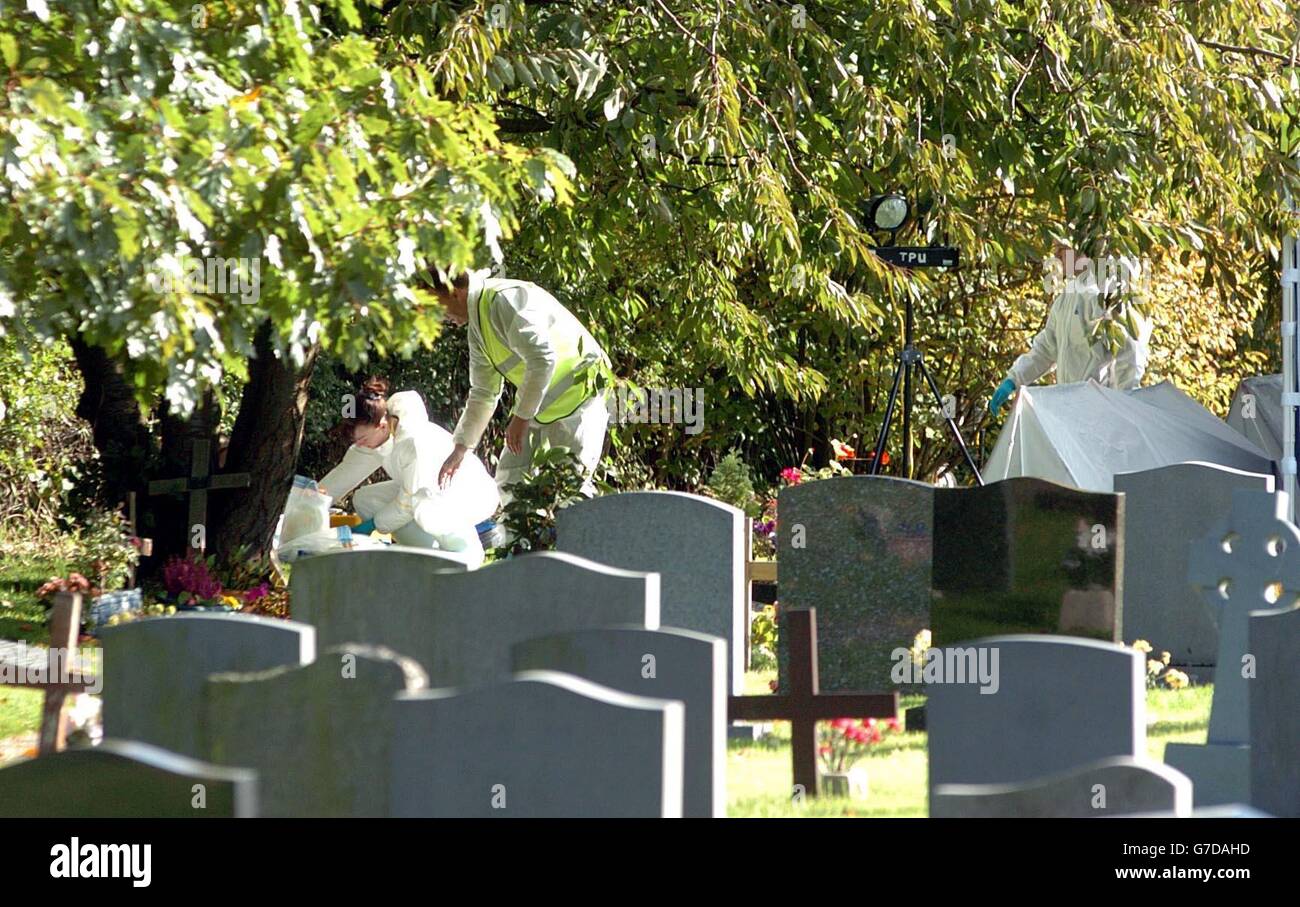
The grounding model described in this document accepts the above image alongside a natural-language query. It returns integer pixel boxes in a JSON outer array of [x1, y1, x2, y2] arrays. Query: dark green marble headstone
[[932, 477, 1124, 645], [777, 477, 934, 691]]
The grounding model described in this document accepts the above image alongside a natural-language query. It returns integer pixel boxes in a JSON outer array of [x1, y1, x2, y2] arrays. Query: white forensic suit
[[452, 271, 611, 505], [1008, 278, 1152, 390], [320, 391, 499, 567]]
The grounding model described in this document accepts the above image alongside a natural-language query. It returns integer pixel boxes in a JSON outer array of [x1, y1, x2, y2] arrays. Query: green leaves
[[0, 0, 574, 415]]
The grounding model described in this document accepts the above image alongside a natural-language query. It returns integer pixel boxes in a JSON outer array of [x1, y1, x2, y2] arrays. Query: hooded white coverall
[[320, 391, 499, 567], [452, 271, 610, 505], [1008, 279, 1152, 390]]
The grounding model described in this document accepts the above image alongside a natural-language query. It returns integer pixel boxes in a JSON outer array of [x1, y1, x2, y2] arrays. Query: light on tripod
[[867, 194, 911, 235]]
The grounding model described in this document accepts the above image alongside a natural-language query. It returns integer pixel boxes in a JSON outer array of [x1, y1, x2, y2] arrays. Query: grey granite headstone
[[204, 645, 427, 817], [295, 551, 659, 688], [777, 476, 933, 691], [511, 625, 725, 817], [0, 741, 256, 817], [1115, 462, 1273, 664], [290, 546, 467, 622], [100, 614, 316, 759], [932, 757, 1191, 818], [556, 492, 746, 693], [1166, 489, 1300, 807], [1249, 605, 1299, 817], [933, 477, 1124, 646], [928, 636, 1145, 806], [391, 670, 685, 817]]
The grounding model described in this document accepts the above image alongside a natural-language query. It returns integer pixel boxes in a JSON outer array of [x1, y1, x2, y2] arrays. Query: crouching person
[[319, 377, 499, 567]]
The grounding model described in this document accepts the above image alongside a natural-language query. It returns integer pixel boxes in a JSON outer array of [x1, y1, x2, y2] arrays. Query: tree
[[386, 0, 1300, 481], [0, 0, 573, 564]]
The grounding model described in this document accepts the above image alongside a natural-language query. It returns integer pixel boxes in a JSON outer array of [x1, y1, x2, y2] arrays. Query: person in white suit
[[990, 244, 1151, 414], [318, 378, 499, 567]]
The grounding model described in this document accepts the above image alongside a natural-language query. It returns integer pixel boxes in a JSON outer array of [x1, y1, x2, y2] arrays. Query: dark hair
[[354, 376, 390, 428], [427, 269, 470, 294], [330, 376, 390, 448]]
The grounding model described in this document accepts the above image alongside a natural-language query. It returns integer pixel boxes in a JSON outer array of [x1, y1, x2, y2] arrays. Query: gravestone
[[0, 741, 256, 817], [777, 477, 933, 691], [1166, 490, 1300, 806], [928, 636, 1145, 804], [204, 645, 427, 817], [1115, 462, 1273, 664], [556, 492, 746, 693], [101, 614, 316, 759], [1249, 605, 1300, 817], [391, 671, 685, 817], [295, 551, 659, 688], [931, 756, 1191, 818], [933, 477, 1123, 646], [511, 626, 725, 817], [290, 546, 468, 627]]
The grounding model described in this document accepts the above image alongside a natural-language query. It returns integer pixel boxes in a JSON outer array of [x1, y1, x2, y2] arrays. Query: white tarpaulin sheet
[[984, 380, 1274, 492], [1226, 374, 1283, 460]]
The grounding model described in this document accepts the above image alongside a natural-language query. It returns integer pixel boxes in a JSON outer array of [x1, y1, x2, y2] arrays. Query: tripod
[[869, 294, 984, 485]]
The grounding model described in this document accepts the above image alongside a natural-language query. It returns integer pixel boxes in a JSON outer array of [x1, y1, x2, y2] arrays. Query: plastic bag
[[280, 475, 331, 543]]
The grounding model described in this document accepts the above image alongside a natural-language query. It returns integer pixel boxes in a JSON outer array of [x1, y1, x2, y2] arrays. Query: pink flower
[[779, 467, 803, 486], [887, 717, 901, 732]]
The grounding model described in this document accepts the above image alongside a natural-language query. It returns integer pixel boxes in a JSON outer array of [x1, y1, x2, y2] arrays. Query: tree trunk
[[213, 324, 320, 566], [68, 338, 156, 507]]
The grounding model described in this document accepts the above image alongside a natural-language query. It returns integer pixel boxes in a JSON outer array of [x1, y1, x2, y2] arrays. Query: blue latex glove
[[353, 518, 376, 535], [989, 378, 1017, 415]]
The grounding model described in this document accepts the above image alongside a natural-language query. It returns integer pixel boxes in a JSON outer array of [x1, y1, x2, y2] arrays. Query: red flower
[[768, 679, 779, 692], [887, 717, 901, 732]]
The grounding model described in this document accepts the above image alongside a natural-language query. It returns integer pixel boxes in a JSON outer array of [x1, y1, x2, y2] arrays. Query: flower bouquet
[[817, 716, 902, 798]]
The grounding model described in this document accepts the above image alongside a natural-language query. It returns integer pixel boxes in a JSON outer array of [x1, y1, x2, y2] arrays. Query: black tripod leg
[[871, 356, 906, 476], [916, 356, 985, 486]]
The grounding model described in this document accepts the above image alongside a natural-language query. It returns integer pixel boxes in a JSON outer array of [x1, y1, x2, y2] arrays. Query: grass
[[726, 672, 1212, 817]]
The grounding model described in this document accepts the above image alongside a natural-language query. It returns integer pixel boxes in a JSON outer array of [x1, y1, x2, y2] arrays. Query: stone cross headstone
[[511, 625, 726, 817], [931, 756, 1192, 818], [294, 551, 659, 689], [0, 740, 257, 817], [933, 477, 1124, 646], [777, 477, 934, 692], [101, 614, 316, 760], [1166, 489, 1300, 807], [927, 636, 1145, 804], [148, 439, 250, 556], [1249, 605, 1299, 817], [730, 609, 898, 797], [391, 670, 685, 817], [556, 491, 747, 693], [204, 645, 428, 817], [1115, 462, 1273, 664]]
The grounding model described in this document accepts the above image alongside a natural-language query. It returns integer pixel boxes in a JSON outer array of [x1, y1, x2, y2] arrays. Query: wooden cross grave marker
[[147, 439, 250, 557], [0, 592, 98, 755], [728, 608, 898, 797]]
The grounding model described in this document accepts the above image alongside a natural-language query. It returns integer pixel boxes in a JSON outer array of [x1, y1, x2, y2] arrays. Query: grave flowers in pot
[[818, 716, 901, 798]]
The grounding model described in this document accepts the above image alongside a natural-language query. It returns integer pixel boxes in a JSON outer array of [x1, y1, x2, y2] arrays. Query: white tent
[[1226, 374, 1283, 460], [983, 380, 1274, 492]]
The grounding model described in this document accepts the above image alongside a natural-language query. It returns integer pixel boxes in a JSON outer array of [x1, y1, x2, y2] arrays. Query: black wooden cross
[[147, 440, 250, 556], [729, 608, 898, 797]]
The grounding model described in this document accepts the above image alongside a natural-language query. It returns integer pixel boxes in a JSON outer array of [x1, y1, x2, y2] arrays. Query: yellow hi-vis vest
[[475, 281, 608, 425]]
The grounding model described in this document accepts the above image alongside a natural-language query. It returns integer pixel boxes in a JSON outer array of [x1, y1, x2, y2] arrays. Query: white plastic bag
[[280, 475, 331, 543]]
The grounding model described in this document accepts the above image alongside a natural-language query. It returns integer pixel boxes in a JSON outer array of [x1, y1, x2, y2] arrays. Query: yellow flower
[[1131, 639, 1152, 654], [1164, 670, 1189, 690], [220, 595, 241, 608], [1147, 659, 1163, 675]]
